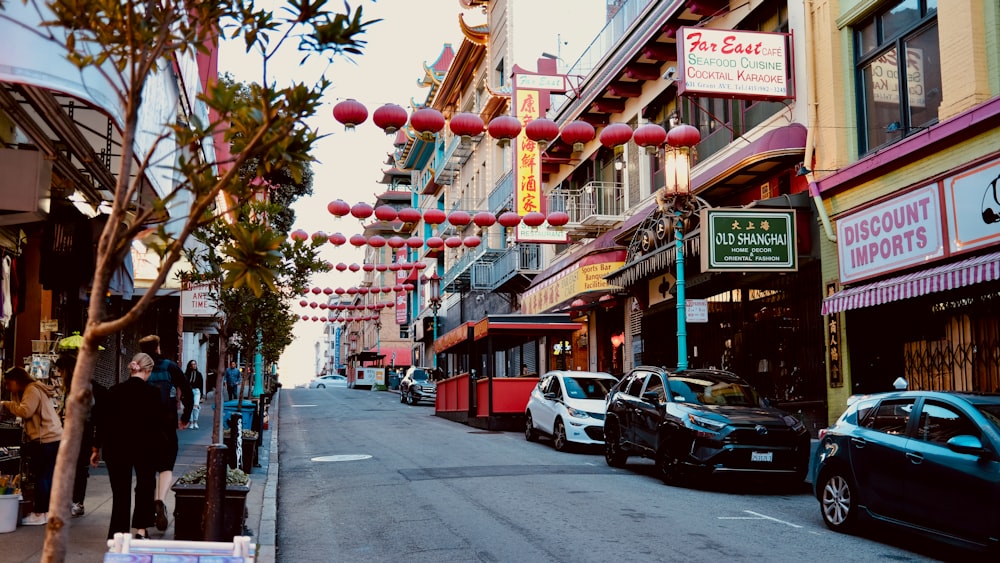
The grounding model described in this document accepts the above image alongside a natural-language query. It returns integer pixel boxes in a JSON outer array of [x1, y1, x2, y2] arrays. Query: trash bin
[[388, 374, 400, 390], [218, 400, 255, 430], [0, 494, 20, 533]]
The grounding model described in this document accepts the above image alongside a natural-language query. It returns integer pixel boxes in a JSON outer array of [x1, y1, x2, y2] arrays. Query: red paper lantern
[[349, 234, 367, 247], [319, 303, 328, 309], [561, 120, 596, 152], [445, 236, 463, 248], [487, 115, 521, 146], [389, 263, 401, 271], [403, 283, 415, 291], [309, 302, 318, 309], [367, 235, 386, 248], [406, 236, 424, 249], [463, 235, 482, 248], [349, 263, 361, 272], [447, 210, 471, 226], [311, 231, 328, 244], [426, 236, 445, 249], [600, 122, 633, 148], [372, 103, 408, 134], [290, 229, 309, 242], [498, 211, 522, 228], [350, 202, 374, 219], [323, 287, 333, 295], [310, 287, 322, 294], [299, 300, 308, 307], [335, 262, 347, 271], [375, 264, 388, 271], [667, 123, 701, 148], [311, 316, 319, 322], [546, 211, 569, 227], [358, 287, 369, 295], [633, 123, 667, 153], [332, 99, 368, 130], [335, 287, 345, 294], [329, 232, 347, 246], [347, 287, 358, 295], [387, 236, 406, 248], [374, 205, 398, 221], [363, 263, 375, 272], [423, 208, 446, 225], [301, 315, 309, 321], [525, 118, 559, 149], [473, 211, 496, 227], [323, 261, 333, 271], [397, 207, 422, 223], [414, 262, 427, 270], [522, 211, 546, 227], [393, 284, 404, 292], [410, 107, 445, 141], [327, 199, 351, 217], [449, 111, 485, 142]]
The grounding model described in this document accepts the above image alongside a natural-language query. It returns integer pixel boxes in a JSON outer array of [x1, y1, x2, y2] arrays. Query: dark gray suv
[[604, 366, 810, 485], [399, 366, 437, 406]]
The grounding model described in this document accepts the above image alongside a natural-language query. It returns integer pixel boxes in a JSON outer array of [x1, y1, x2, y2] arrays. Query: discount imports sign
[[678, 27, 793, 100], [700, 209, 797, 272]]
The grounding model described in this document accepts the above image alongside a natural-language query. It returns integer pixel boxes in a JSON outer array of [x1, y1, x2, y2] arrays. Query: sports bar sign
[[678, 27, 793, 100], [700, 209, 797, 272]]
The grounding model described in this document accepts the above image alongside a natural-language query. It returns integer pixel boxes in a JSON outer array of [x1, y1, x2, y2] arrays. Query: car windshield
[[976, 404, 1000, 432], [410, 369, 429, 381], [563, 377, 614, 400], [667, 375, 759, 407]]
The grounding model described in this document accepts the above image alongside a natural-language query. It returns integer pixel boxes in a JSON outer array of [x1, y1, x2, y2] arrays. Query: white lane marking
[[743, 510, 803, 528], [292, 404, 317, 407], [312, 454, 373, 462]]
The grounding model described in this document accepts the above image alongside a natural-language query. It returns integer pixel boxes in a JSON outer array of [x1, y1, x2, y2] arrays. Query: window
[[643, 374, 666, 403], [863, 398, 916, 434], [624, 373, 646, 397], [855, 1, 941, 154], [916, 401, 978, 445]]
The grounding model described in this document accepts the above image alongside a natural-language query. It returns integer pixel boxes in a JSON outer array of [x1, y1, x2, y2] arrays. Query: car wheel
[[400, 390, 407, 403], [317, 384, 325, 389], [819, 470, 857, 532], [525, 412, 538, 442], [553, 419, 569, 452], [656, 446, 681, 484], [406, 393, 416, 405], [604, 421, 628, 468]]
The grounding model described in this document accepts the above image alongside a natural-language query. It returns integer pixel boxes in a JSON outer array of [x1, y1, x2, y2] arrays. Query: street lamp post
[[659, 124, 701, 371], [428, 272, 442, 370]]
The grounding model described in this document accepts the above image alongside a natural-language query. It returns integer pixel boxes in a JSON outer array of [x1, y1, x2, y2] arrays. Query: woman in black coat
[[92, 352, 167, 540]]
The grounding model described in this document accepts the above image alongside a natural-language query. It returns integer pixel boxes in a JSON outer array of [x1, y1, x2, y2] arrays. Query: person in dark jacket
[[138, 334, 192, 532], [91, 352, 165, 540]]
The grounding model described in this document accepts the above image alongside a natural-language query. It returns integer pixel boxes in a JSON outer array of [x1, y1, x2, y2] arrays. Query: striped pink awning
[[822, 250, 1000, 315]]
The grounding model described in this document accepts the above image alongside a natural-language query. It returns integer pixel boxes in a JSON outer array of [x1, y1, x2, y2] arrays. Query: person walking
[[56, 351, 106, 518], [1, 366, 63, 526], [184, 360, 204, 429], [91, 352, 165, 540], [224, 361, 241, 401], [138, 334, 192, 533]]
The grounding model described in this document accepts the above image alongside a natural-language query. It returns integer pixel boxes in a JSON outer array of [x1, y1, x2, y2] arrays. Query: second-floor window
[[855, 0, 941, 154]]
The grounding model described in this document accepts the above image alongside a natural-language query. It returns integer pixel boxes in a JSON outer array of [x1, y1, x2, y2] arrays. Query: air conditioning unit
[[0, 149, 52, 225]]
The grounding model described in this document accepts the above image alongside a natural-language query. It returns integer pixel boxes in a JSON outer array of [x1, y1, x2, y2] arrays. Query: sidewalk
[[3, 391, 279, 562]]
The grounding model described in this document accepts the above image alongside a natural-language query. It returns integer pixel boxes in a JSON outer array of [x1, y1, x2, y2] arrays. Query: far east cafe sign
[[512, 65, 569, 243]]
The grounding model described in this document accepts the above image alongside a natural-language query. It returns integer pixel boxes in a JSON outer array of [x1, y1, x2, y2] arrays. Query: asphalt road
[[275, 387, 977, 563]]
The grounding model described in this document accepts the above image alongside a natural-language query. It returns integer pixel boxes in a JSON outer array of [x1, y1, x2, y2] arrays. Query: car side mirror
[[543, 392, 558, 400], [947, 434, 987, 456], [642, 391, 661, 405]]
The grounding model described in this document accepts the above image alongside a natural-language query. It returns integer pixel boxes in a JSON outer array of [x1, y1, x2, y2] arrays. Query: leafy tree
[[0, 1, 378, 559]]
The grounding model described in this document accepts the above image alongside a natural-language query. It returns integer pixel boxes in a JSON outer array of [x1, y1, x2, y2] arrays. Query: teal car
[[813, 390, 1000, 553]]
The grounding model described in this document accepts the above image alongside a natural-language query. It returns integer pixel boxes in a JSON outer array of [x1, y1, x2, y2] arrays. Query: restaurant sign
[[700, 209, 797, 272], [678, 27, 793, 100]]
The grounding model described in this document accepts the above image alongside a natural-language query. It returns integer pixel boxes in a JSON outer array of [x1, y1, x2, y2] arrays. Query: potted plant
[[171, 466, 250, 541], [223, 428, 260, 474]]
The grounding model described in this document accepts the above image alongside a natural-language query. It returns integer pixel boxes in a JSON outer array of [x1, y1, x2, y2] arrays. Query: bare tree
[[0, 0, 377, 559]]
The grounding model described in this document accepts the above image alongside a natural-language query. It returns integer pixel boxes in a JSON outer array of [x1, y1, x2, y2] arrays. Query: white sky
[[219, 0, 605, 387]]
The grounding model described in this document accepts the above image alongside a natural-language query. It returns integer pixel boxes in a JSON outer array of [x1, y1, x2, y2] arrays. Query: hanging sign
[[678, 27, 794, 100], [700, 208, 797, 271]]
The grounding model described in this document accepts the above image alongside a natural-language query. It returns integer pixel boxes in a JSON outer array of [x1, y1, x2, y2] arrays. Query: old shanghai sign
[[700, 209, 797, 272], [678, 27, 793, 100]]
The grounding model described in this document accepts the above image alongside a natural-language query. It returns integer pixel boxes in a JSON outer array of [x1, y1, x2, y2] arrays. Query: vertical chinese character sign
[[514, 88, 541, 219]]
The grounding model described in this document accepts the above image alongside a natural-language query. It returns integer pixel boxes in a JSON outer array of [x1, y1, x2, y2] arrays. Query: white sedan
[[524, 370, 618, 451], [308, 374, 348, 389]]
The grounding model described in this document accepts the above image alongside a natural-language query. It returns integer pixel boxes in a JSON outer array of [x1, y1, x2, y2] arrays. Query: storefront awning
[[434, 314, 582, 354], [821, 250, 1000, 315]]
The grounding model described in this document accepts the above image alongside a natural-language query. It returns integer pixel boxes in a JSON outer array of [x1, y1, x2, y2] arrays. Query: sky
[[219, 0, 605, 387]]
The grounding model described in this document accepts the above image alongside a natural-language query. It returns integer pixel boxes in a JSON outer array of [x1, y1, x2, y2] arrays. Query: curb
[[257, 390, 279, 563]]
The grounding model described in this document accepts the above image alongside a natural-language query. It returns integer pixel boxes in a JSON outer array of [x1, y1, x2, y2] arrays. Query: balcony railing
[[471, 243, 542, 291], [549, 181, 625, 229], [488, 170, 514, 213]]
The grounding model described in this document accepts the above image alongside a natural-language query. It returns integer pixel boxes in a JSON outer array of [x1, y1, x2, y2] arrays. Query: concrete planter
[[171, 480, 250, 541]]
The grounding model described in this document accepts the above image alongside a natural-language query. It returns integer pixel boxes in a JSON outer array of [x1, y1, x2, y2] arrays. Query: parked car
[[603, 366, 810, 484], [399, 366, 436, 405], [308, 374, 348, 389], [524, 370, 618, 451], [813, 390, 1000, 552]]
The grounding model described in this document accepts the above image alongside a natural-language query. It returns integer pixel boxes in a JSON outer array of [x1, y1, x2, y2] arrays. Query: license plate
[[750, 451, 773, 463]]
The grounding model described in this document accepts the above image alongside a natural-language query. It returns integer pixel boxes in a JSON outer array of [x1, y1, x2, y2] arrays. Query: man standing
[[138, 334, 192, 533], [224, 361, 241, 401]]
